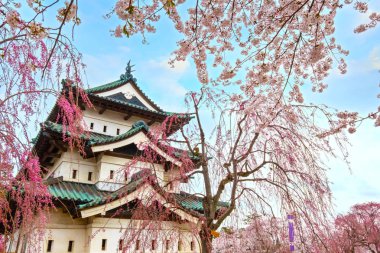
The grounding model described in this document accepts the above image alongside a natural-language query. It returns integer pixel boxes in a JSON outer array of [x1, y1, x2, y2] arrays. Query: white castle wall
[[82, 107, 140, 137], [45, 150, 177, 192], [47, 150, 97, 184], [33, 210, 200, 253]]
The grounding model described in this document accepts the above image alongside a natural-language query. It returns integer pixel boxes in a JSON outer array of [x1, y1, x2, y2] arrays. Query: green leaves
[[164, 0, 176, 14], [126, 5, 135, 15], [122, 21, 133, 37]]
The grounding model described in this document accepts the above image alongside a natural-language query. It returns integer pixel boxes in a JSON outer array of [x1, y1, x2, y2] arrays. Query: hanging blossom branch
[[111, 85, 355, 252], [138, 86, 351, 252], [0, 1, 89, 251], [111, 0, 380, 129]]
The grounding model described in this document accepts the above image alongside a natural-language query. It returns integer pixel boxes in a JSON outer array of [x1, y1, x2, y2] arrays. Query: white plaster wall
[[37, 215, 201, 253], [98, 162, 127, 183], [54, 162, 97, 183], [42, 227, 87, 253], [163, 169, 181, 193], [83, 107, 145, 137], [40, 209, 88, 253], [86, 218, 200, 253], [45, 151, 175, 189], [48, 150, 98, 184], [82, 107, 163, 138], [25, 212, 200, 253], [98, 156, 166, 186]]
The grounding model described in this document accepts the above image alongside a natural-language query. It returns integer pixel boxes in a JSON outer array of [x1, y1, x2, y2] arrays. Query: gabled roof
[[49, 62, 193, 130], [46, 173, 229, 219], [105, 92, 148, 108], [85, 79, 163, 112], [84, 61, 163, 112], [85, 91, 190, 120]]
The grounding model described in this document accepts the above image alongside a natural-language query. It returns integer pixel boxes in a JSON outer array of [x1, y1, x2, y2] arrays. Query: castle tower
[[29, 63, 227, 253]]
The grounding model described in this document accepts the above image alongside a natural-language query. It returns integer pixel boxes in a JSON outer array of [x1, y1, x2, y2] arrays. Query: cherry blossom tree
[[0, 1, 88, 251], [189, 87, 351, 251], [111, 0, 380, 128], [1, 0, 379, 252], [107, 1, 380, 250], [213, 215, 288, 252], [116, 85, 349, 252], [96, 82, 349, 252], [213, 202, 380, 253], [330, 202, 380, 253]]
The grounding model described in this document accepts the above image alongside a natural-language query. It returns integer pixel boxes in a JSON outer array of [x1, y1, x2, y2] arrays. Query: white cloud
[[162, 59, 190, 74], [136, 57, 190, 110], [369, 47, 380, 70], [148, 57, 190, 75], [82, 53, 126, 86], [81, 51, 190, 112], [328, 121, 380, 214]]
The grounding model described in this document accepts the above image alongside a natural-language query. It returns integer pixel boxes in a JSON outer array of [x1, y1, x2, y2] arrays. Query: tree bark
[[199, 225, 213, 253]]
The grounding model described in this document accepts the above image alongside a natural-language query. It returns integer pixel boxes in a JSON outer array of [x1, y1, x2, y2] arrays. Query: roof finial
[[120, 60, 137, 82]]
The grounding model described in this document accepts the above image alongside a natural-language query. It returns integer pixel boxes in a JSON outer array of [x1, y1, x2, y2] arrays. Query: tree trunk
[[199, 225, 213, 253]]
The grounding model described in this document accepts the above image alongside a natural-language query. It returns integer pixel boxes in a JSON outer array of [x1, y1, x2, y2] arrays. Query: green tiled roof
[[78, 176, 148, 209], [43, 121, 148, 147], [84, 77, 165, 113], [42, 121, 200, 160], [85, 79, 125, 94], [46, 175, 229, 216], [47, 179, 108, 203], [173, 191, 229, 212], [88, 92, 191, 120], [63, 78, 192, 120]]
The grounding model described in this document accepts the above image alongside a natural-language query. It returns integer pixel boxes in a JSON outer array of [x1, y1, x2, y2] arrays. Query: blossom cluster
[[0, 1, 87, 250], [57, 1, 79, 24], [110, 0, 379, 129]]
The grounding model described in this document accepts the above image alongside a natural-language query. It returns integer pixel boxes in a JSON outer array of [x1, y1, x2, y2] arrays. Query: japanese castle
[[26, 63, 227, 253]]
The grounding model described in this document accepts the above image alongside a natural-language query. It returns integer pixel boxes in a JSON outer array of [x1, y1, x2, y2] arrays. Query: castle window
[[124, 171, 128, 182], [110, 170, 114, 180], [101, 239, 107, 250], [119, 239, 123, 250], [68, 240, 74, 252], [178, 240, 182, 251], [90, 122, 94, 130], [151, 240, 157, 250], [191, 241, 195, 251], [117, 128, 120, 135], [72, 170, 77, 179], [166, 240, 170, 251], [136, 240, 140, 250], [47, 240, 53, 252], [103, 125, 107, 133], [88, 172, 93, 181]]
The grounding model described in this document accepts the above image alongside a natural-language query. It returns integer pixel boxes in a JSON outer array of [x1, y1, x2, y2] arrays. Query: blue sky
[[59, 1, 380, 214]]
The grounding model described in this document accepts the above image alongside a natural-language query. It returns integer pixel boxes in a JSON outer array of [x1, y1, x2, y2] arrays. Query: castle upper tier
[[29, 63, 227, 253]]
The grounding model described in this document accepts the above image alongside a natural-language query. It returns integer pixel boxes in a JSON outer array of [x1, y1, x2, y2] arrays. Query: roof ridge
[[85, 79, 126, 94]]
